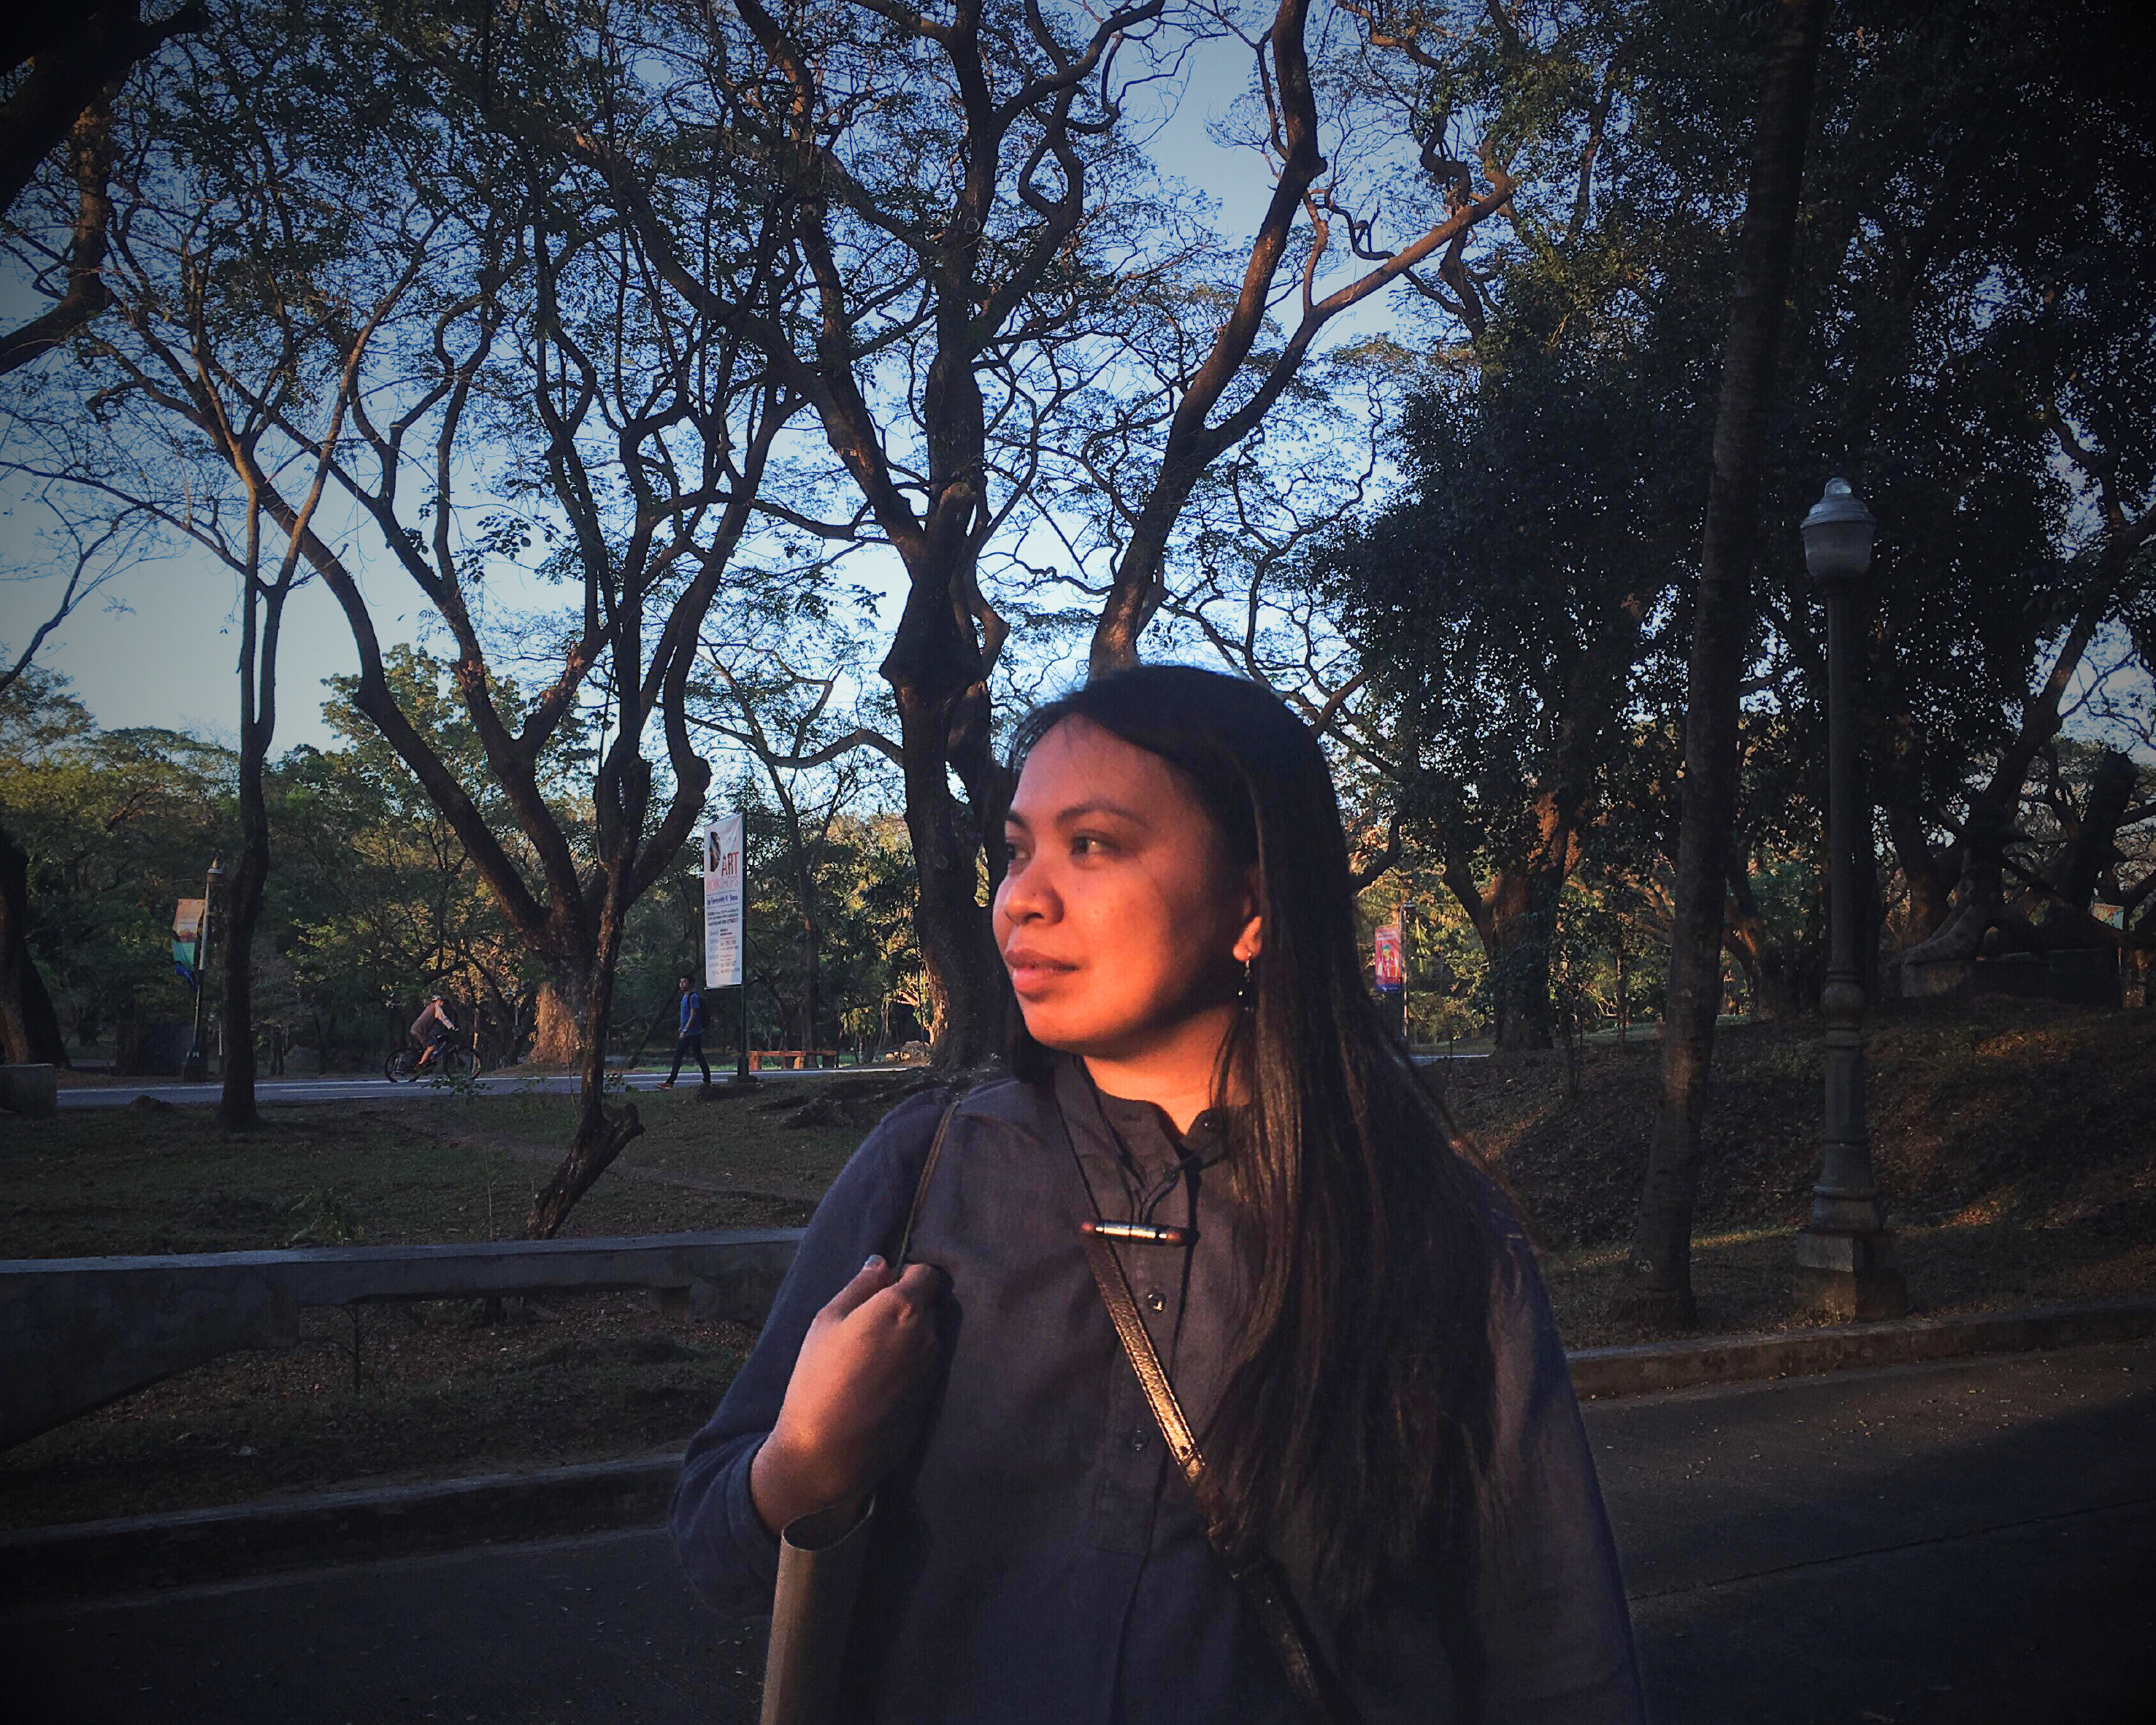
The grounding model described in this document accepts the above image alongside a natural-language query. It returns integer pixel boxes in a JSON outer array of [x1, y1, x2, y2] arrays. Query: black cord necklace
[[1052, 1064, 1193, 1248]]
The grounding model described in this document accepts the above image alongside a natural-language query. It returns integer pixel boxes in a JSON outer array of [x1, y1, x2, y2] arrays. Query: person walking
[[671, 666, 1641, 1722], [661, 975, 710, 1088]]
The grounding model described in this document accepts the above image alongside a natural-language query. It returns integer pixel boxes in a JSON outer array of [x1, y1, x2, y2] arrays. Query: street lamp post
[[1399, 896, 1413, 1048], [1794, 479, 1908, 1319], [183, 858, 221, 1083]]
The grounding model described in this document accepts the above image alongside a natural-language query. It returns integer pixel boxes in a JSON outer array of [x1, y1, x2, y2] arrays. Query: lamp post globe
[[1800, 475, 1877, 585], [1795, 477, 1907, 1319]]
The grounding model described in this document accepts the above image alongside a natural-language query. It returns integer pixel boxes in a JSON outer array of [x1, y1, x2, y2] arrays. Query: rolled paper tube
[[761, 1496, 875, 1725]]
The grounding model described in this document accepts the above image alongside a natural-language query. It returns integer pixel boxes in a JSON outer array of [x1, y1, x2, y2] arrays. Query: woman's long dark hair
[[1006, 665, 1498, 1632]]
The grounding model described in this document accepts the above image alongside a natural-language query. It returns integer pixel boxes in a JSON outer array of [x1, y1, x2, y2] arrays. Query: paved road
[[57, 1053, 1488, 1111], [7, 1340, 2152, 1724], [55, 1071, 825, 1109], [58, 1056, 1492, 1113]]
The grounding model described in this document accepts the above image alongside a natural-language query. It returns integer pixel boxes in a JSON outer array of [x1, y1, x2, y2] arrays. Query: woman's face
[[994, 717, 1259, 1061]]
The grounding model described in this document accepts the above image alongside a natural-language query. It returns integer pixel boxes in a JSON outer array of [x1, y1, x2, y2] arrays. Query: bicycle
[[383, 1040, 477, 1083]]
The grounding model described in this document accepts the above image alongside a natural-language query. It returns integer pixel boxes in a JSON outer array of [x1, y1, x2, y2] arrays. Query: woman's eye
[[1070, 834, 1112, 858]]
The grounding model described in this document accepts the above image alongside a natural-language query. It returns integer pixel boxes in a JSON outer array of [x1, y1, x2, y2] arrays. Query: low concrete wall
[[0, 1064, 57, 1118], [0, 1229, 805, 1450]]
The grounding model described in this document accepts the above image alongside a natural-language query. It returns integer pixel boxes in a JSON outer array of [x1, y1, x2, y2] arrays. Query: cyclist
[[410, 993, 459, 1072]]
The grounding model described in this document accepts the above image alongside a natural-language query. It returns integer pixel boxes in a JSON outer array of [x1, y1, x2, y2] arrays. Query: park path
[[52, 1053, 1498, 1113], [52, 1071, 818, 1110], [4, 1337, 2151, 1724]]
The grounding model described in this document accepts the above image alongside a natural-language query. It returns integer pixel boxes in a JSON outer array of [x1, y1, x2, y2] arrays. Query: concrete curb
[[0, 1454, 681, 1607], [8, 1295, 2155, 1604], [1566, 1295, 2156, 1399]]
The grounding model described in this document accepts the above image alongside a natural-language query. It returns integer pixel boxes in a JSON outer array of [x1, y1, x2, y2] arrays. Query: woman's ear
[[1232, 866, 1262, 962]]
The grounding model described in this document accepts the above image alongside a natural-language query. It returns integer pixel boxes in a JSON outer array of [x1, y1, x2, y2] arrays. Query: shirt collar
[[1050, 1054, 1233, 1180]]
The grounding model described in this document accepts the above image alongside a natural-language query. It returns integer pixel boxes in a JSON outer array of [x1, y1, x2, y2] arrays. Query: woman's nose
[[996, 858, 1054, 925]]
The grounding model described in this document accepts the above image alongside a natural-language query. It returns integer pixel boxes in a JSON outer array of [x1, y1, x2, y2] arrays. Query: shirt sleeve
[[1475, 1207, 1646, 1725], [669, 1086, 951, 1618]]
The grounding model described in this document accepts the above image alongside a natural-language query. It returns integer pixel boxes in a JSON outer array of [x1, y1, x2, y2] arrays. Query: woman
[[672, 666, 1642, 1722]]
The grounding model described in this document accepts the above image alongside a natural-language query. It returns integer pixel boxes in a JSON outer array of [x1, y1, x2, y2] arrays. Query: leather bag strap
[[894, 1090, 962, 1266], [1079, 1229, 1359, 1725]]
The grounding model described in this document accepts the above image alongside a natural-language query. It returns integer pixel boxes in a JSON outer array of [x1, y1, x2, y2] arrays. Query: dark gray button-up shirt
[[672, 1061, 1643, 1722]]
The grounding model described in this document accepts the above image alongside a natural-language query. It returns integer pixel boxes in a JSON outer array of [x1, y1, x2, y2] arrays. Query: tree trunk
[[215, 780, 269, 1129], [0, 818, 68, 1067], [802, 901, 821, 1059], [526, 977, 587, 1067], [216, 548, 294, 1130], [1883, 794, 1952, 945], [1878, 702, 1954, 950], [1445, 788, 1579, 1053], [1617, 0, 1828, 1329], [526, 876, 643, 1239], [1723, 863, 1808, 1020], [1482, 869, 1559, 1051], [881, 572, 1008, 1071], [2055, 748, 2136, 913], [789, 815, 821, 1059]]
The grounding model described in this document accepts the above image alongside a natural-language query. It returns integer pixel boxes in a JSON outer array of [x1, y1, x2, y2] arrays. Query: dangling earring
[[1237, 955, 1254, 1010]]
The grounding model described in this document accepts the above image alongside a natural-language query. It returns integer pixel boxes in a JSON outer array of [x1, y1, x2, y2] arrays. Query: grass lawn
[[2, 997, 2150, 1525], [469, 1080, 893, 1205], [0, 1098, 809, 1260]]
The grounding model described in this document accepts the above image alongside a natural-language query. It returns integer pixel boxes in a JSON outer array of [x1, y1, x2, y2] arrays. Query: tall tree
[[4, 18, 444, 1125], [418, 0, 1552, 1064], [1324, 331, 1694, 1048], [1762, 0, 2156, 990], [1617, 0, 1827, 1327], [12, 1, 801, 1226], [0, 2, 202, 1056]]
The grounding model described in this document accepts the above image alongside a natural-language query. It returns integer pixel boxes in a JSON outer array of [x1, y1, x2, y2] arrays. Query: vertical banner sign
[[1373, 924, 1403, 992], [172, 899, 207, 990], [703, 816, 745, 988]]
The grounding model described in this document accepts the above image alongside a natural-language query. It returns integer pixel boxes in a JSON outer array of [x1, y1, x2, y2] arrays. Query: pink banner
[[1373, 924, 1403, 990]]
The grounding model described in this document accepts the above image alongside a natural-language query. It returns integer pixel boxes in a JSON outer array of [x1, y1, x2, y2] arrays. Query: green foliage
[[0, 669, 234, 1050], [268, 648, 561, 1066], [4, 661, 927, 1072], [1313, 0, 2155, 1028]]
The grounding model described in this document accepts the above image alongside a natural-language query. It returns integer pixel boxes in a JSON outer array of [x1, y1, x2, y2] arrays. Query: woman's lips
[[1002, 949, 1075, 995]]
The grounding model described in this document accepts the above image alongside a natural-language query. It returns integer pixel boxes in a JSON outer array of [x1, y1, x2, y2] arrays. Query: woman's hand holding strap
[[749, 1253, 948, 1537]]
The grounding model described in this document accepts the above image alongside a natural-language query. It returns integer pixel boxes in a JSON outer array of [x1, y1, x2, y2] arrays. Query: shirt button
[[1144, 1289, 1166, 1313], [1128, 1431, 1148, 1453]]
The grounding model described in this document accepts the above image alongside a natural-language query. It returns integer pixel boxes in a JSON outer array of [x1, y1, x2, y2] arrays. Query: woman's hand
[[749, 1253, 948, 1536]]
